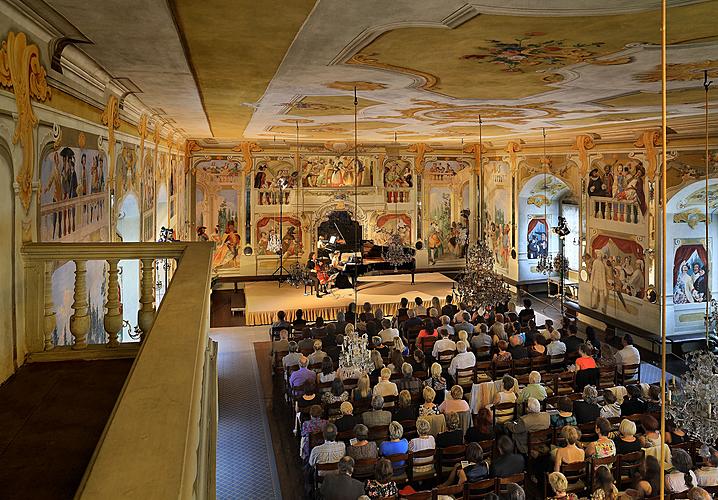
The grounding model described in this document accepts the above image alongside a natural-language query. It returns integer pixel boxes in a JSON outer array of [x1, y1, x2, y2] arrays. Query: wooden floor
[[0, 359, 133, 500], [211, 289, 246, 328]]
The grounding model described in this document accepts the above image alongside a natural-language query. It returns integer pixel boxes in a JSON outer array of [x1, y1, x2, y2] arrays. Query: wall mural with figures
[[374, 214, 411, 245], [256, 216, 302, 256], [40, 129, 108, 243], [301, 155, 373, 187], [673, 241, 709, 304], [115, 142, 138, 202], [484, 160, 511, 272], [587, 154, 647, 224]]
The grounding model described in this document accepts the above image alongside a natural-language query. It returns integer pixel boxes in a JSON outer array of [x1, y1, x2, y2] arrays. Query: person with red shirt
[[415, 318, 438, 351]]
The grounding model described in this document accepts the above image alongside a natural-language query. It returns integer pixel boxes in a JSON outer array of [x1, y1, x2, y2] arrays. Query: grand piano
[[340, 239, 416, 287]]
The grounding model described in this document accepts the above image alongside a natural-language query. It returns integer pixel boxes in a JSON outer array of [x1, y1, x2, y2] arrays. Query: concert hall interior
[[1, 1, 718, 499]]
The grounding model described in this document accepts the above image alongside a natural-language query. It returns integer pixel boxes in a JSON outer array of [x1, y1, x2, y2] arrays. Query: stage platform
[[244, 272, 456, 326]]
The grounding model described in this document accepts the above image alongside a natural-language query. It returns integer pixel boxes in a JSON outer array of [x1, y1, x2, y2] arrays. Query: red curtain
[[527, 217, 546, 236], [591, 235, 644, 258], [673, 244, 708, 285]]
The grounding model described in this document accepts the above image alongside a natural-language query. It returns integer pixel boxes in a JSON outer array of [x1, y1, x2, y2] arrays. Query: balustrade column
[[138, 258, 156, 341], [104, 259, 122, 348], [43, 261, 56, 351], [69, 259, 89, 350]]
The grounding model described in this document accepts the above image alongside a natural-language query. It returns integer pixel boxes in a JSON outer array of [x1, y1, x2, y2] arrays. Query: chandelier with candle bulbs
[[667, 350, 718, 447], [456, 240, 511, 308], [382, 231, 413, 269]]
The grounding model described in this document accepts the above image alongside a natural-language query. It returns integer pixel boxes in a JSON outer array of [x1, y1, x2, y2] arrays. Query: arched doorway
[[117, 193, 141, 342], [665, 179, 718, 337], [517, 174, 572, 281], [0, 146, 14, 382]]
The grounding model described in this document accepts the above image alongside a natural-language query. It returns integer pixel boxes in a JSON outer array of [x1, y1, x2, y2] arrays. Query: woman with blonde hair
[[369, 349, 384, 379], [335, 401, 357, 432], [429, 307, 441, 328], [352, 373, 372, 404], [554, 425, 584, 471], [408, 417, 436, 473], [438, 385, 470, 414], [419, 386, 440, 416], [431, 296, 441, 313], [423, 362, 447, 405], [548, 471, 579, 499]]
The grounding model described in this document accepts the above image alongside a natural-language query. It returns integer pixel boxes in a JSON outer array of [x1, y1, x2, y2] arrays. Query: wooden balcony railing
[[21, 242, 216, 498]]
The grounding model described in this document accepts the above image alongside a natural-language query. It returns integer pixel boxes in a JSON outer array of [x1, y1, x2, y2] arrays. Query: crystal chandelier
[[707, 298, 718, 352], [456, 240, 511, 308], [382, 232, 412, 269], [339, 330, 374, 374], [552, 253, 569, 274], [267, 232, 282, 254], [537, 253, 554, 274], [667, 350, 718, 446], [286, 261, 306, 288]]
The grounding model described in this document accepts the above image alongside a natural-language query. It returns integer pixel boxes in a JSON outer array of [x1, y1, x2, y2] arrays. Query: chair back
[[435, 483, 463, 499], [385, 452, 409, 481], [474, 360, 493, 382], [336, 429, 354, 443], [527, 428, 553, 458], [512, 358, 531, 376], [579, 422, 598, 443], [408, 448, 436, 481], [382, 394, 399, 408], [400, 490, 432, 500], [309, 430, 324, 449], [575, 367, 600, 391], [465, 477, 496, 499], [497, 472, 525, 493], [549, 353, 566, 371], [531, 355, 550, 373], [617, 450, 644, 489], [618, 363, 641, 385], [554, 371, 575, 395], [317, 380, 333, 393], [438, 444, 466, 479], [598, 365, 616, 388], [493, 360, 512, 379], [456, 367, 474, 388], [477, 439, 495, 461], [437, 349, 456, 367], [456, 410, 471, 436], [492, 402, 517, 426], [400, 419, 417, 440], [560, 461, 588, 497], [421, 336, 438, 356], [351, 457, 378, 481], [368, 424, 390, 443]]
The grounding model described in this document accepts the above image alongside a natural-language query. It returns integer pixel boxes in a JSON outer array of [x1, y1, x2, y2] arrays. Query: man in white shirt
[[309, 423, 346, 474], [614, 334, 640, 374], [546, 330, 567, 357], [432, 327, 456, 358], [378, 318, 399, 343], [448, 340, 476, 378], [282, 342, 302, 369]]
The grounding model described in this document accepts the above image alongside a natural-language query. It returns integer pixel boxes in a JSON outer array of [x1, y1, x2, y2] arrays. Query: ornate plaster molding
[[407, 143, 433, 175], [634, 129, 661, 179], [0, 31, 51, 212], [232, 142, 262, 175], [101, 94, 120, 185]]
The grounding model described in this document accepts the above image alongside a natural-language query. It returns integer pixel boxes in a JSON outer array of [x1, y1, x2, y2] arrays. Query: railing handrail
[[22, 242, 187, 261], [589, 195, 639, 204], [74, 241, 214, 499], [39, 192, 106, 213]]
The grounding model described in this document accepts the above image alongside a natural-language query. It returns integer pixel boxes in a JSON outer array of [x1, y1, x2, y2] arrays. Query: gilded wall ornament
[[634, 129, 660, 179], [407, 143, 433, 175], [232, 142, 262, 175], [0, 31, 52, 212], [574, 134, 597, 177], [101, 95, 120, 185]]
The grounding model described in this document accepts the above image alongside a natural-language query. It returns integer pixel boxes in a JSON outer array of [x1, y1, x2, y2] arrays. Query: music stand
[[271, 177, 290, 287]]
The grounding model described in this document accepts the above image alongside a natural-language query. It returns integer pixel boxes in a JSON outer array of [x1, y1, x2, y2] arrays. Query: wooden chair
[[531, 355, 550, 373], [559, 461, 588, 497], [308, 362, 323, 373], [408, 448, 437, 482], [421, 337, 439, 359], [317, 380, 333, 393], [598, 365, 616, 388], [313, 461, 339, 491], [579, 422, 598, 443], [400, 419, 418, 440], [336, 428, 354, 443], [590, 455, 617, 489], [368, 424, 390, 443], [526, 428, 553, 468], [475, 346, 491, 359], [616, 450, 644, 489], [492, 402, 517, 426], [515, 373, 531, 387], [343, 377, 358, 391], [323, 400, 343, 419], [493, 360, 512, 379], [384, 452, 409, 483], [497, 472, 525, 494], [437, 444, 466, 479], [309, 430, 325, 450], [464, 477, 497, 499], [512, 358, 531, 376], [399, 490, 432, 500], [477, 439, 495, 462], [549, 353, 566, 372], [437, 349, 456, 369], [272, 350, 288, 375], [455, 366, 474, 391], [474, 360, 493, 382], [435, 484, 463, 499], [616, 363, 641, 386], [352, 457, 378, 481], [382, 394, 398, 408], [554, 371, 576, 395]]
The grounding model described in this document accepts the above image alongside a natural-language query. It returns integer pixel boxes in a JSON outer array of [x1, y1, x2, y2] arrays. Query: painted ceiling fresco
[[50, 0, 718, 140], [236, 0, 718, 141]]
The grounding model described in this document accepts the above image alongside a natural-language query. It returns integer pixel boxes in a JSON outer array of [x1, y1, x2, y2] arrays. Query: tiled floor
[[211, 327, 282, 500]]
